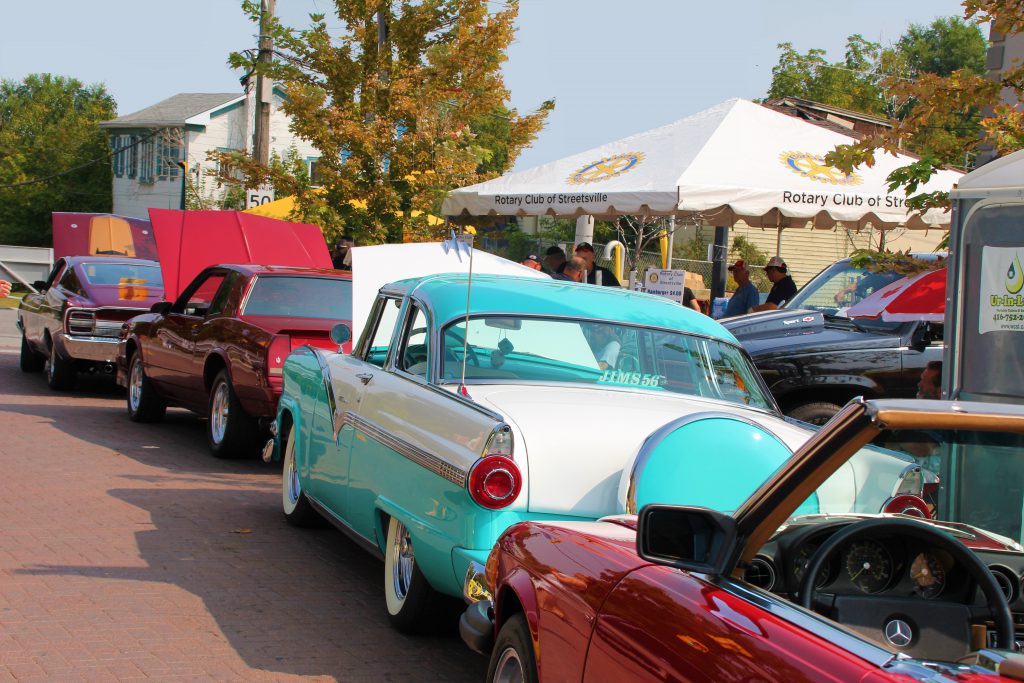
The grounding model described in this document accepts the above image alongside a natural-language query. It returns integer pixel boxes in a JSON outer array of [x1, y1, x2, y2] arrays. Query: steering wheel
[[444, 328, 480, 367], [799, 517, 1013, 660]]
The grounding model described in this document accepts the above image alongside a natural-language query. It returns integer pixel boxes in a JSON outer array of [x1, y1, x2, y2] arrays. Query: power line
[[0, 129, 162, 191]]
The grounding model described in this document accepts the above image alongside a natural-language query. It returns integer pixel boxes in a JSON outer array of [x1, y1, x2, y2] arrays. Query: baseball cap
[[574, 242, 595, 253], [523, 254, 541, 264], [765, 256, 787, 270], [545, 245, 566, 257], [728, 259, 747, 271]]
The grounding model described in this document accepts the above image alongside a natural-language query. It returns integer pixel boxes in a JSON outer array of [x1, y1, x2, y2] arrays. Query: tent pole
[[711, 226, 729, 300]]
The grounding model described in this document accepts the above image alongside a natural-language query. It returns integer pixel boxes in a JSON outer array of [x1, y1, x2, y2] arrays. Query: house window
[[156, 135, 181, 181], [309, 159, 324, 187], [139, 138, 156, 184], [127, 136, 138, 179]]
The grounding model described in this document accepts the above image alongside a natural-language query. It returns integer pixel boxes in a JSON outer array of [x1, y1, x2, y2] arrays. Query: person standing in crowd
[[752, 256, 796, 311], [722, 260, 759, 318], [682, 286, 701, 313], [0, 279, 11, 298], [554, 257, 586, 282], [917, 360, 942, 399], [544, 246, 567, 274], [574, 242, 620, 287], [332, 235, 354, 270], [520, 255, 543, 271]]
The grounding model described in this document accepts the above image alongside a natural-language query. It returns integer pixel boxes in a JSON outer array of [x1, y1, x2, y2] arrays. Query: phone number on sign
[[992, 313, 1024, 322]]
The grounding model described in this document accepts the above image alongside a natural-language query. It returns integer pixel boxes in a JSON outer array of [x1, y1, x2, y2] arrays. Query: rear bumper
[[459, 561, 494, 655], [58, 334, 120, 364]]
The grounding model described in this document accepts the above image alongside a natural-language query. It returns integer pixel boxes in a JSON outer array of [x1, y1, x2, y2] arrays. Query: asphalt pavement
[[0, 308, 487, 681]]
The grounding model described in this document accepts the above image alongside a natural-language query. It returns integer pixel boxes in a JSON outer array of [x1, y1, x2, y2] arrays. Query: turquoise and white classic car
[[268, 271, 923, 632]]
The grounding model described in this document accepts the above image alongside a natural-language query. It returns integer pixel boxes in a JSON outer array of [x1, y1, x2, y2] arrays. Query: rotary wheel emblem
[[568, 152, 645, 185], [780, 151, 862, 186]]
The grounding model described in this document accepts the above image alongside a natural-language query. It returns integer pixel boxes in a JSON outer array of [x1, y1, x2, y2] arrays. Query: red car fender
[[493, 558, 545, 675]]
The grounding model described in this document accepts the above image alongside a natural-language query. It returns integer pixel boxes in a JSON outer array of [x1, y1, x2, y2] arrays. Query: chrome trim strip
[[306, 495, 384, 561], [346, 411, 468, 487], [713, 575, 896, 667], [625, 411, 793, 514]]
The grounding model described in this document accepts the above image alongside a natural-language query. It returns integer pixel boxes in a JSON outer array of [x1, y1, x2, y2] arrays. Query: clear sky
[[2, 0, 971, 171]]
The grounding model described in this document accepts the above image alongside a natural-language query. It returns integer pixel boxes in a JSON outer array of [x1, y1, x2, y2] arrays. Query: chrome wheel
[[46, 343, 56, 382], [210, 381, 230, 445], [491, 648, 525, 683], [282, 429, 301, 513], [390, 521, 415, 602], [129, 357, 143, 412]]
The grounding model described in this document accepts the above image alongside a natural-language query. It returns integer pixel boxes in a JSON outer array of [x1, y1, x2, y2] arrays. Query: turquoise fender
[[624, 414, 819, 515]]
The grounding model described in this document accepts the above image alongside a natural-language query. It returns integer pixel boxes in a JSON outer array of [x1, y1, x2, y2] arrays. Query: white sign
[[645, 269, 688, 301], [980, 245, 1024, 334], [245, 186, 275, 209]]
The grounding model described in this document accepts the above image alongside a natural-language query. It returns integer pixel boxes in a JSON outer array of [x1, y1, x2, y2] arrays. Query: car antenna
[[443, 229, 474, 397]]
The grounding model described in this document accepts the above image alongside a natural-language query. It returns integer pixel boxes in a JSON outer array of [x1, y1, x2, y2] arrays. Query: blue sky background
[[2, 0, 970, 170]]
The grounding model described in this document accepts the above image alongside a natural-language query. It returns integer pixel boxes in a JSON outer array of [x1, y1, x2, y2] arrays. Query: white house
[[100, 88, 319, 219]]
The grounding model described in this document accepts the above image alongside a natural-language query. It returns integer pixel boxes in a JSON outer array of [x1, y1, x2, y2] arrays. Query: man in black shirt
[[545, 246, 567, 274], [752, 256, 796, 311], [574, 242, 620, 287]]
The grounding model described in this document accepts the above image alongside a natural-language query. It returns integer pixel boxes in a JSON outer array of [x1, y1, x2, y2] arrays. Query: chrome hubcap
[[391, 522, 414, 601], [286, 443, 300, 504], [46, 344, 55, 380], [129, 359, 143, 411], [210, 382, 229, 444], [492, 648, 525, 683]]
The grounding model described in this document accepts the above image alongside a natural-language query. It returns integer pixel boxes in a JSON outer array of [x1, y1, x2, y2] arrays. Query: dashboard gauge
[[845, 540, 894, 594], [793, 542, 832, 589], [909, 551, 946, 599]]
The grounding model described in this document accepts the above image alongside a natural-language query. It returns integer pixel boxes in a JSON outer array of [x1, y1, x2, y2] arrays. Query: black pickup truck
[[721, 256, 944, 424]]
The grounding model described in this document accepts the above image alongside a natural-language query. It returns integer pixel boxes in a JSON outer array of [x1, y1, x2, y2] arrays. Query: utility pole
[[252, 0, 276, 166]]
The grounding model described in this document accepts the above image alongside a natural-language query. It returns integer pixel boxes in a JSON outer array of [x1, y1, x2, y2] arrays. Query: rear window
[[80, 262, 163, 287], [242, 276, 353, 320]]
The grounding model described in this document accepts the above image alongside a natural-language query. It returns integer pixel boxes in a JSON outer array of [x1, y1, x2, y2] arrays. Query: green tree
[[826, 2, 1024, 213], [0, 74, 116, 246], [897, 16, 987, 78], [766, 35, 886, 115], [222, 0, 552, 244]]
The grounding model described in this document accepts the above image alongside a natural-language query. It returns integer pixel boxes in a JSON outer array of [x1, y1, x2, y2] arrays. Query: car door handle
[[356, 372, 373, 385]]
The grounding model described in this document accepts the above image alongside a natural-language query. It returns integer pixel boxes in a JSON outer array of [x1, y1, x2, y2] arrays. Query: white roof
[[951, 148, 1024, 198], [444, 98, 963, 230]]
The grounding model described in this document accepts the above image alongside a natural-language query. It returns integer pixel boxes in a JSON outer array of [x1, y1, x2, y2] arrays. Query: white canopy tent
[[443, 98, 963, 231]]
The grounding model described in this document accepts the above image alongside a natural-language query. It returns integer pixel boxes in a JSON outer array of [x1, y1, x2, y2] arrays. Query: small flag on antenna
[[442, 229, 474, 259]]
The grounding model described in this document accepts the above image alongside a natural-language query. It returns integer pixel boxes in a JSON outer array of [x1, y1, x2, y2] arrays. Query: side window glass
[[45, 262, 66, 290], [399, 305, 429, 377], [206, 272, 238, 317], [59, 268, 83, 295], [363, 297, 402, 368], [176, 274, 227, 316]]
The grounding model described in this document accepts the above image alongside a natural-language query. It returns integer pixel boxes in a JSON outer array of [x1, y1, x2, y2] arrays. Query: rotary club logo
[[780, 151, 862, 186], [567, 152, 644, 185]]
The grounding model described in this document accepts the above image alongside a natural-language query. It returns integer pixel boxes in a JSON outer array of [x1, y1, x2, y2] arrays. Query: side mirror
[[330, 323, 352, 349], [636, 504, 738, 576], [150, 301, 172, 315], [32, 280, 47, 291]]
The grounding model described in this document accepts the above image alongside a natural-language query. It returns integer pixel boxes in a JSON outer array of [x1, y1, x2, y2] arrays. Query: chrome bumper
[[459, 561, 494, 654], [59, 334, 120, 363]]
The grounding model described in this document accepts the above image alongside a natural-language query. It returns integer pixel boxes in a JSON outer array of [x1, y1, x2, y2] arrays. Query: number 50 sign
[[246, 186, 275, 209]]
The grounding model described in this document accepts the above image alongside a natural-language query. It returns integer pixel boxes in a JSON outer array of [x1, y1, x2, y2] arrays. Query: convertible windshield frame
[[434, 312, 779, 414]]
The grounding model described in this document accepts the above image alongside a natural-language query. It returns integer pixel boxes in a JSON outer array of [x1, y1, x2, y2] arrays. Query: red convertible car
[[463, 399, 1024, 682]]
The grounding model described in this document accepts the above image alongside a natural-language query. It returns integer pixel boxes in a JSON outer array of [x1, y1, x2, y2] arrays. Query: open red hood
[[148, 209, 332, 301], [52, 213, 158, 261]]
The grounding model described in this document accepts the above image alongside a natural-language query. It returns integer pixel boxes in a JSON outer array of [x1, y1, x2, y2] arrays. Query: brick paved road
[[0, 332, 488, 681]]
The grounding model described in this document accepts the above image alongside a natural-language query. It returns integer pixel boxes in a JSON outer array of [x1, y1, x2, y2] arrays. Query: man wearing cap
[[752, 256, 797, 312], [574, 242, 620, 287], [723, 260, 759, 318], [544, 246, 567, 274], [520, 255, 543, 271]]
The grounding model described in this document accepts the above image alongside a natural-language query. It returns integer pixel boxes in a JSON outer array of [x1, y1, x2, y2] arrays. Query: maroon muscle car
[[462, 398, 1024, 683], [117, 264, 352, 458], [18, 256, 163, 390]]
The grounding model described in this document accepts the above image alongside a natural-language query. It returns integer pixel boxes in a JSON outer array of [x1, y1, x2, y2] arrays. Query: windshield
[[242, 276, 353, 320], [786, 260, 906, 332], [79, 262, 163, 287], [441, 316, 775, 411]]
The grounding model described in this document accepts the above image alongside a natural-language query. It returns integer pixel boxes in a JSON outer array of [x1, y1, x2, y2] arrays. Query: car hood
[[463, 384, 808, 518], [52, 213, 158, 261], [722, 308, 900, 357], [149, 209, 331, 302]]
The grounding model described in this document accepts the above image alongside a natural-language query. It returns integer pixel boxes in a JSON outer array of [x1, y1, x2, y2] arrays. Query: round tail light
[[468, 456, 522, 510], [882, 494, 930, 518]]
